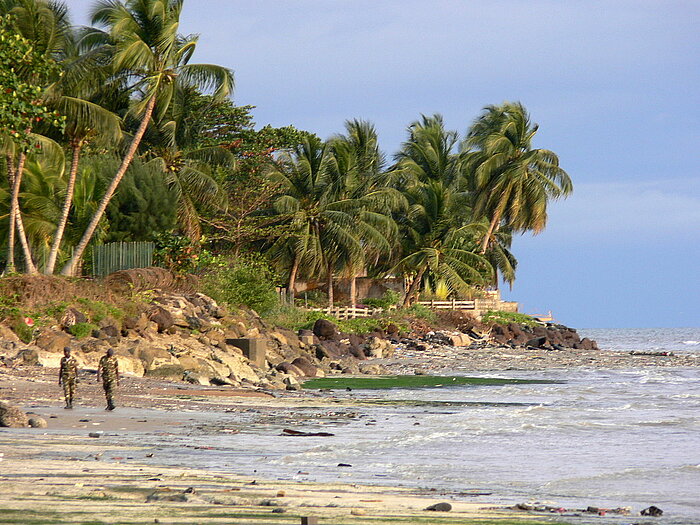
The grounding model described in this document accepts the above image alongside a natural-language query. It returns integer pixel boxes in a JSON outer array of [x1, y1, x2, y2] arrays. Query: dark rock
[[525, 336, 547, 348], [123, 313, 149, 331], [385, 323, 399, 335], [313, 319, 337, 340], [425, 502, 452, 512], [290, 357, 318, 377], [147, 306, 174, 332], [640, 506, 663, 517], [99, 325, 120, 338], [35, 330, 72, 353]]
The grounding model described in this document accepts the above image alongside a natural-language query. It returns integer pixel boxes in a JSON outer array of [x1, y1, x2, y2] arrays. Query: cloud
[[540, 177, 700, 244]]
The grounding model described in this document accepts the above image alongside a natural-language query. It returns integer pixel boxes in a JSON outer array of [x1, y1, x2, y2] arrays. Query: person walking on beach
[[58, 347, 78, 409], [97, 348, 119, 411]]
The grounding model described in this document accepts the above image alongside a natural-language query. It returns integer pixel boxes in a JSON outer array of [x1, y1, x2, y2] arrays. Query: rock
[[640, 506, 663, 517], [0, 401, 29, 428], [98, 325, 120, 338], [447, 333, 471, 347], [525, 336, 547, 348], [133, 347, 179, 371], [283, 375, 301, 390], [425, 502, 452, 512], [290, 357, 319, 377], [35, 330, 72, 353], [15, 348, 39, 365], [183, 371, 210, 385], [364, 336, 393, 358], [60, 308, 88, 328], [312, 319, 337, 340], [276, 362, 305, 377], [147, 306, 174, 333], [123, 313, 148, 331], [359, 363, 384, 375], [28, 416, 47, 428]]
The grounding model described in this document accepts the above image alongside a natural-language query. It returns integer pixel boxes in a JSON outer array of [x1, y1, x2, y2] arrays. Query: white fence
[[417, 299, 475, 310], [307, 305, 387, 320]]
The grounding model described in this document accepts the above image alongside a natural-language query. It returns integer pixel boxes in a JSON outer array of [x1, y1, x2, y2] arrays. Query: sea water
[[115, 328, 700, 523]]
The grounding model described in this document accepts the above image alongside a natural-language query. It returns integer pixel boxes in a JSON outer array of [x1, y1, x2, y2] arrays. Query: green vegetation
[[482, 310, 539, 327], [303, 375, 559, 390], [67, 322, 99, 339], [0, 0, 572, 322]]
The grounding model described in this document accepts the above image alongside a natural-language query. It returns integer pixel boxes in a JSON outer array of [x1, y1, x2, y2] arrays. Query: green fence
[[92, 241, 155, 278]]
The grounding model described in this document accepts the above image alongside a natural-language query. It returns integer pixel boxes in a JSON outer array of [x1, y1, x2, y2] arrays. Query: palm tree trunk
[[45, 141, 82, 274], [327, 261, 334, 309], [480, 210, 502, 255], [402, 266, 426, 307], [7, 152, 38, 274], [287, 254, 300, 297], [349, 275, 357, 307], [60, 95, 157, 276], [5, 155, 17, 274]]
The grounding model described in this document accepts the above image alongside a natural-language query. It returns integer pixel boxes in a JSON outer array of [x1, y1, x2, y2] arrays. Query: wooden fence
[[92, 241, 155, 278], [307, 305, 387, 320], [417, 299, 475, 310]]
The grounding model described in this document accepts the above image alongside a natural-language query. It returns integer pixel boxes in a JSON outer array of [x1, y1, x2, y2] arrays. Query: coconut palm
[[394, 115, 490, 305], [60, 0, 233, 276], [465, 101, 573, 254]]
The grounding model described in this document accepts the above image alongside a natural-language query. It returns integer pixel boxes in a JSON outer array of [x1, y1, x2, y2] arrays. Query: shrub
[[482, 310, 538, 327], [12, 317, 35, 343], [68, 322, 99, 339], [362, 289, 402, 309], [203, 256, 280, 315]]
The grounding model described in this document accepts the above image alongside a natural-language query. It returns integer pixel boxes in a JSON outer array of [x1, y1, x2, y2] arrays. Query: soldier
[[97, 348, 120, 411], [58, 347, 78, 409]]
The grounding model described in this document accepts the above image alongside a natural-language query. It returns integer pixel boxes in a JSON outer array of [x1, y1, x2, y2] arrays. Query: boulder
[[123, 313, 149, 331], [364, 336, 395, 358], [525, 336, 547, 348], [313, 319, 337, 340], [276, 361, 305, 377], [147, 306, 174, 333], [35, 330, 71, 353], [425, 502, 452, 512], [290, 357, 319, 377], [60, 308, 88, 328], [133, 347, 179, 371], [0, 401, 29, 428], [447, 333, 471, 347], [28, 416, 48, 428], [15, 348, 39, 365]]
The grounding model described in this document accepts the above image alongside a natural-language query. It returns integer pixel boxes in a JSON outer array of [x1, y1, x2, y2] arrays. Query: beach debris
[[512, 503, 630, 516], [276, 490, 286, 497], [337, 463, 352, 467], [282, 428, 334, 437], [630, 351, 674, 357], [28, 416, 47, 428], [271, 507, 286, 513], [88, 432, 102, 438], [351, 508, 366, 515], [425, 502, 452, 511], [640, 506, 663, 516], [301, 517, 318, 525]]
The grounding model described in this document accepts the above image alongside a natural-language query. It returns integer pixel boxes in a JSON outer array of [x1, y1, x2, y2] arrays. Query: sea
[[62, 328, 700, 523]]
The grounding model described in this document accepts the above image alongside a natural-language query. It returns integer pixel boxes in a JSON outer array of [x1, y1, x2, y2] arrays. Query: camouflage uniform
[[98, 354, 119, 410], [59, 356, 78, 408]]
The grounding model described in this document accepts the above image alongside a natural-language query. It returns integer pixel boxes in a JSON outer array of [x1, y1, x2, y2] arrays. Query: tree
[[0, 6, 65, 273], [465, 101, 573, 254], [60, 0, 233, 276], [394, 115, 490, 305]]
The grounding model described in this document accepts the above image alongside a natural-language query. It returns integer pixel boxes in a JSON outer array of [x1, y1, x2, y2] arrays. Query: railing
[[307, 305, 386, 320], [417, 299, 475, 310]]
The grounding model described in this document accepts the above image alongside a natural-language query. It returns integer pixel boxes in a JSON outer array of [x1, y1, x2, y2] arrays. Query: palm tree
[[327, 120, 403, 305], [394, 115, 490, 305], [0, 0, 70, 273], [60, 0, 233, 276], [43, 27, 123, 274], [465, 102, 573, 254]]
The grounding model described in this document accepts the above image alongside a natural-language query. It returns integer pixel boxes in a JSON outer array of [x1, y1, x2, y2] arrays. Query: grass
[[302, 375, 561, 390], [481, 310, 539, 327]]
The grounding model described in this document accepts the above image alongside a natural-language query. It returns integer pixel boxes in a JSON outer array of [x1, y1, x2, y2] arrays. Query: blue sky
[[65, 1, 700, 328]]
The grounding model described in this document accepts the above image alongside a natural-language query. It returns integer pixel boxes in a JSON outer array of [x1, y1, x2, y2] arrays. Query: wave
[[682, 340, 700, 346]]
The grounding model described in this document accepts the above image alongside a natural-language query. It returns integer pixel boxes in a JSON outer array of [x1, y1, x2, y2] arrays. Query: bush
[[482, 310, 538, 327], [68, 322, 99, 339], [12, 317, 35, 343], [203, 256, 280, 315], [362, 289, 402, 309]]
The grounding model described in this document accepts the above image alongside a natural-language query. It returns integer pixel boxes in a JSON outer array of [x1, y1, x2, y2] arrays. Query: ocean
[[116, 328, 700, 523]]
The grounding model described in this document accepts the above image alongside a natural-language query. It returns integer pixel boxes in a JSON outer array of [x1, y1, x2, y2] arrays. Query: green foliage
[[401, 304, 437, 323], [0, 292, 20, 319], [75, 298, 123, 323], [202, 256, 280, 315], [11, 316, 35, 343], [152, 232, 224, 274], [68, 322, 98, 339], [362, 289, 402, 309], [0, 15, 64, 148], [303, 375, 559, 390], [482, 310, 539, 327]]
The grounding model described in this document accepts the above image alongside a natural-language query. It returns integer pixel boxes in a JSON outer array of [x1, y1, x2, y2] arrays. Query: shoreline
[[2, 351, 698, 524]]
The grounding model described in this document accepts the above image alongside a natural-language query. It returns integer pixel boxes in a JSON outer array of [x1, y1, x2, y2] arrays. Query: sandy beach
[[2, 346, 698, 524]]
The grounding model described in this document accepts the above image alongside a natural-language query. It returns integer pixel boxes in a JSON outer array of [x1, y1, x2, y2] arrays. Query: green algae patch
[[302, 375, 560, 390]]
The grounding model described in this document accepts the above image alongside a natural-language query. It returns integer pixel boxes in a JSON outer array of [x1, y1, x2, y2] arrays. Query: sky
[[63, 0, 700, 328]]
